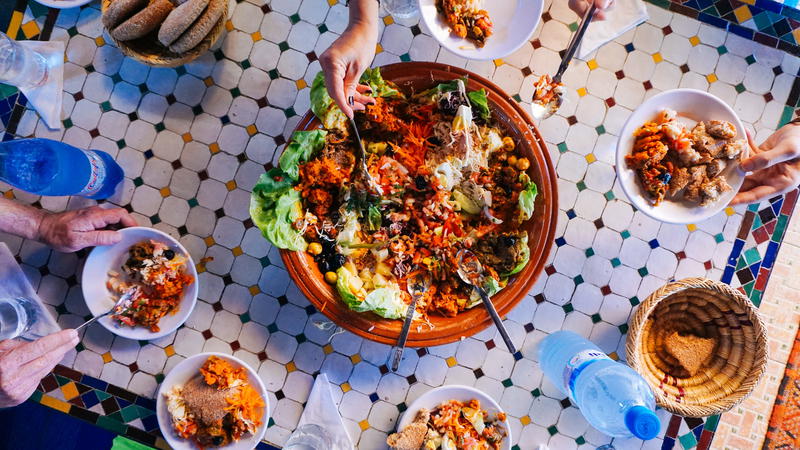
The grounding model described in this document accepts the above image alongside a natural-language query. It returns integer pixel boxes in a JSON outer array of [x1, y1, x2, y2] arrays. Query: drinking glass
[[381, 0, 419, 19], [0, 297, 37, 341], [0, 32, 48, 89], [283, 424, 332, 450]]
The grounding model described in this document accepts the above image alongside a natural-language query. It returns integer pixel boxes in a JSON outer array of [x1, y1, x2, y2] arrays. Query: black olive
[[164, 249, 175, 260], [414, 175, 428, 190], [427, 136, 442, 146], [318, 259, 331, 273], [328, 253, 346, 270], [212, 436, 224, 446], [501, 235, 516, 247]]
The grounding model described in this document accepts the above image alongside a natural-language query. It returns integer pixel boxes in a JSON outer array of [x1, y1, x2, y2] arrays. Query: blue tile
[[117, 397, 131, 409], [698, 12, 729, 28], [756, 0, 783, 14], [661, 436, 676, 450], [566, 209, 576, 219], [728, 239, 745, 266], [648, 239, 659, 249], [555, 237, 566, 247], [693, 424, 704, 439], [134, 395, 156, 411], [81, 390, 100, 409], [729, 23, 755, 39], [141, 414, 160, 432], [771, 198, 783, 216], [722, 265, 736, 284], [749, 260, 761, 277], [80, 376, 108, 391], [762, 240, 779, 269]]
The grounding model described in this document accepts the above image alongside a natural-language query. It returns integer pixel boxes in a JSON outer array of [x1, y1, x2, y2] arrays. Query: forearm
[[348, 0, 379, 34], [0, 198, 45, 241]]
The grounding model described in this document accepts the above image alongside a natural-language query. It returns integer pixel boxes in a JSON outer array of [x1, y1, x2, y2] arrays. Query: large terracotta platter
[[281, 62, 558, 347]]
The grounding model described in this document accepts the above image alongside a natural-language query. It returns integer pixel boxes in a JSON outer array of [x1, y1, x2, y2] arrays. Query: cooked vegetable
[[467, 88, 490, 122], [518, 174, 538, 221]]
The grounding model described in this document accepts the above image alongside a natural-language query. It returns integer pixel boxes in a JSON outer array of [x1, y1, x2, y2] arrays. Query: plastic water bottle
[[0, 138, 124, 199], [538, 331, 660, 440]]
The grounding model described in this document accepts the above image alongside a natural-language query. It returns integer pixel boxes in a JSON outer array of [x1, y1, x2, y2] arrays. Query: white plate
[[398, 385, 512, 450], [418, 0, 543, 61], [81, 226, 198, 340], [156, 352, 269, 450], [32, 0, 93, 9], [615, 88, 747, 224]]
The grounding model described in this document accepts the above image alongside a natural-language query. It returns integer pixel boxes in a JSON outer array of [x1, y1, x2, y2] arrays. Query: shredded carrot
[[200, 356, 247, 390]]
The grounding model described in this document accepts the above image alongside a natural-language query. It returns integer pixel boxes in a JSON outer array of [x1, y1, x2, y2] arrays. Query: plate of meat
[[616, 89, 748, 224]]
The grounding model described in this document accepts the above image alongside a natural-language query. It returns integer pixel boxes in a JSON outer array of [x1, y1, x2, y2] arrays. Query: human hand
[[730, 127, 800, 205], [569, 0, 615, 20], [319, 22, 378, 118], [0, 330, 78, 408], [36, 205, 137, 252]]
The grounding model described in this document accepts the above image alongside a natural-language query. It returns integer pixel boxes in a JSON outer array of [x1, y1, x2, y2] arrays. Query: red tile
[[753, 226, 769, 244], [782, 189, 798, 215]]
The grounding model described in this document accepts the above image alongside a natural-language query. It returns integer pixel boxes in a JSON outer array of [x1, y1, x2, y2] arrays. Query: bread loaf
[[158, 0, 210, 46], [168, 0, 225, 54], [102, 0, 149, 29], [111, 0, 175, 41]]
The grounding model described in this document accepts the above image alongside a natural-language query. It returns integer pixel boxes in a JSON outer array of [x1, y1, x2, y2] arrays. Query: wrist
[[31, 208, 49, 242], [347, 17, 378, 38]]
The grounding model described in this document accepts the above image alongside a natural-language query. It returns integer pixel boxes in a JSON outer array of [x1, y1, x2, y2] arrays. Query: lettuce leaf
[[467, 276, 503, 308], [467, 88, 491, 122], [518, 173, 538, 221], [249, 189, 307, 251], [279, 129, 327, 180], [362, 286, 408, 319], [336, 265, 369, 312], [310, 72, 347, 130], [251, 168, 294, 210], [502, 233, 530, 277], [360, 67, 400, 98]]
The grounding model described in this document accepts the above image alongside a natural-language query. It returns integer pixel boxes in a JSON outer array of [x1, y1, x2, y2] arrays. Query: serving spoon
[[391, 271, 431, 371], [76, 287, 139, 331], [530, 3, 597, 121], [347, 97, 381, 195], [455, 249, 517, 354]]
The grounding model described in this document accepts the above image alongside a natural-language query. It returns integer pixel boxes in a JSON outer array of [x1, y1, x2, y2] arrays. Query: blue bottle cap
[[624, 405, 660, 440]]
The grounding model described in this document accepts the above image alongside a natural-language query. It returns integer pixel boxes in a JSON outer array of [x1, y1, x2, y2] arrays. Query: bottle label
[[79, 150, 106, 197], [562, 349, 611, 401]]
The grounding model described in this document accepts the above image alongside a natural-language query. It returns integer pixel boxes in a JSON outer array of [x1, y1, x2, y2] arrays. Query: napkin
[[577, 0, 649, 60], [292, 373, 355, 450], [0, 243, 61, 340], [16, 40, 65, 130]]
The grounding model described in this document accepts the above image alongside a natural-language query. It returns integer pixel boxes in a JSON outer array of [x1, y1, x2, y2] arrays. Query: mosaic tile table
[[1, 0, 799, 449]]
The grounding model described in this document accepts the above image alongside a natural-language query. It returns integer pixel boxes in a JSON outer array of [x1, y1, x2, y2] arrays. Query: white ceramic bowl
[[616, 89, 747, 224], [398, 385, 512, 450], [418, 0, 543, 61], [156, 352, 269, 450], [32, 0, 93, 9], [81, 226, 198, 340]]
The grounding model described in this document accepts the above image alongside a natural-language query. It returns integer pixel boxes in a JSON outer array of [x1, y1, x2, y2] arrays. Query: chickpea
[[324, 271, 338, 284], [516, 157, 530, 171], [507, 155, 518, 167], [502, 136, 515, 151], [307, 242, 323, 255]]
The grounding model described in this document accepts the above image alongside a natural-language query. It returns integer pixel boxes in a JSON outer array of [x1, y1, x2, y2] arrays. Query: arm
[[0, 198, 45, 241], [319, 0, 380, 118], [730, 124, 800, 205]]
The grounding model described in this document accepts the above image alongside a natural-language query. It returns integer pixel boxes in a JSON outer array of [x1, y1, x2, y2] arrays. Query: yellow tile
[[689, 35, 700, 47], [493, 59, 504, 67], [249, 285, 260, 296], [586, 59, 598, 70], [60, 382, 79, 400], [520, 415, 531, 426], [577, 87, 587, 97], [3, 191, 14, 200], [40, 394, 71, 413], [327, 0, 337, 5], [159, 187, 171, 197], [733, 5, 752, 23], [225, 20, 234, 32], [286, 361, 296, 372], [95, 36, 105, 47], [204, 236, 216, 246], [164, 345, 175, 357], [203, 77, 214, 87], [341, 382, 351, 393], [725, 207, 735, 216], [706, 73, 718, 83], [446, 356, 457, 367], [21, 20, 40, 39], [652, 52, 662, 63], [182, 133, 192, 143], [739, 0, 755, 3], [793, 28, 800, 45], [209, 142, 220, 154], [359, 419, 370, 431], [686, 223, 697, 232], [608, 351, 619, 361], [383, 15, 394, 26], [375, 43, 383, 54], [296, 79, 307, 90], [350, 354, 362, 364], [251, 31, 262, 42], [585, 153, 596, 164], [225, 180, 237, 191], [232, 246, 243, 256], [7, 11, 23, 40], [246, 124, 258, 136], [102, 351, 113, 363]]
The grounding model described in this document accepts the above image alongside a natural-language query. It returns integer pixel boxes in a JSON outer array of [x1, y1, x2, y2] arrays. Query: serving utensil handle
[[75, 312, 108, 332], [476, 286, 517, 354], [554, 3, 597, 82], [391, 295, 418, 371]]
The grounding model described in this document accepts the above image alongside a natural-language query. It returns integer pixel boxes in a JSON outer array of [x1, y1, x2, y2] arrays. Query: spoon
[[456, 249, 517, 354], [76, 287, 139, 331], [347, 97, 381, 195], [391, 271, 431, 371], [530, 3, 597, 121]]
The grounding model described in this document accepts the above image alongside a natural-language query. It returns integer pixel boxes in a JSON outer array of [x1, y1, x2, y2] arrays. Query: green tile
[[611, 257, 621, 267], [743, 280, 754, 296], [155, 122, 165, 132], [562, 303, 574, 313], [289, 13, 301, 24], [512, 93, 522, 102], [101, 101, 112, 112], [231, 87, 241, 98], [531, 388, 541, 397], [284, 107, 296, 118], [75, 342, 85, 352], [734, 83, 746, 93], [621, 230, 630, 239], [557, 142, 568, 153], [748, 203, 760, 213], [175, 66, 186, 76], [96, 415, 127, 435], [703, 414, 720, 431], [714, 233, 724, 243], [318, 24, 328, 34], [716, 45, 728, 55], [397, 402, 407, 412], [576, 180, 586, 191], [779, 105, 795, 127], [591, 313, 601, 323], [240, 312, 251, 323], [111, 73, 122, 84], [735, 256, 747, 270], [751, 288, 762, 307], [278, 41, 289, 52], [96, 390, 112, 401], [268, 417, 276, 427], [576, 436, 586, 445], [55, 375, 70, 386], [595, 125, 606, 135], [150, 214, 161, 225], [400, 53, 411, 62], [629, 296, 639, 306], [268, 69, 279, 80], [744, 247, 760, 265], [155, 373, 165, 383], [647, 0, 670, 8], [678, 430, 698, 449], [188, 198, 199, 207], [573, 275, 584, 285], [638, 267, 648, 277], [568, 22, 579, 32], [744, 54, 757, 65], [241, 59, 251, 69], [618, 323, 628, 334], [501, 378, 513, 387], [62, 118, 73, 129], [604, 190, 615, 201], [116, 139, 126, 149], [547, 425, 558, 436], [29, 390, 43, 403], [119, 405, 139, 423], [512, 446, 521, 450], [67, 26, 78, 37], [260, 255, 271, 267], [0, 83, 18, 98], [773, 214, 788, 242], [133, 177, 143, 187], [585, 248, 594, 257]]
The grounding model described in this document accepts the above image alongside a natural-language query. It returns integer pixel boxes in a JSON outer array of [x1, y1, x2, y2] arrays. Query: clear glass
[[381, 0, 419, 19], [0, 32, 48, 89], [283, 424, 332, 450], [0, 297, 37, 341]]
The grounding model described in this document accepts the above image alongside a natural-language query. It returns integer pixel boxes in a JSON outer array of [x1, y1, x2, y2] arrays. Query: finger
[[5, 330, 78, 367], [730, 185, 779, 205], [353, 92, 375, 106], [347, 95, 367, 114], [15, 339, 75, 383], [741, 140, 799, 172], [322, 64, 354, 119], [80, 230, 123, 248], [87, 207, 136, 229], [355, 84, 373, 95], [0, 340, 23, 353]]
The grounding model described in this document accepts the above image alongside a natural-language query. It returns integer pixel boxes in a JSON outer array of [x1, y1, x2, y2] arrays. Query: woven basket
[[100, 0, 228, 67], [626, 277, 768, 418]]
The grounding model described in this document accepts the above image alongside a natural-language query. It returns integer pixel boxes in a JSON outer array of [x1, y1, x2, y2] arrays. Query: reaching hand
[[0, 330, 78, 408], [569, 0, 615, 20], [730, 126, 800, 205], [36, 205, 138, 252], [319, 22, 378, 118]]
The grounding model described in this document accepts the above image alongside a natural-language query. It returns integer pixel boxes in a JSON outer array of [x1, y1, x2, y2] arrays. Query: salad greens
[[518, 173, 538, 221], [278, 129, 327, 180], [467, 88, 491, 122]]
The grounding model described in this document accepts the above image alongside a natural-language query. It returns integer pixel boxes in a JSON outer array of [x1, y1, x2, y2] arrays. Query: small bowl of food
[[388, 385, 511, 450], [157, 353, 269, 449], [616, 89, 748, 224], [418, 0, 543, 60], [81, 226, 198, 340]]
